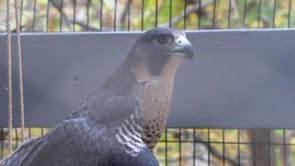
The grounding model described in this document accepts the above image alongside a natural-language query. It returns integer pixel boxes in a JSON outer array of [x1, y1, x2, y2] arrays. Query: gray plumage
[[0, 27, 193, 166]]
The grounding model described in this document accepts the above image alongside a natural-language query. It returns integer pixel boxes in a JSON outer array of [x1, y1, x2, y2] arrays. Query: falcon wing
[[1, 95, 140, 166]]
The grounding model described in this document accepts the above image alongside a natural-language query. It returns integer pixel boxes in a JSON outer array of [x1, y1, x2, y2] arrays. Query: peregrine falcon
[[0, 27, 194, 166]]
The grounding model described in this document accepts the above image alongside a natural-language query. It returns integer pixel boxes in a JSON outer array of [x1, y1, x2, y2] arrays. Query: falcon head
[[102, 27, 194, 95], [126, 27, 194, 76]]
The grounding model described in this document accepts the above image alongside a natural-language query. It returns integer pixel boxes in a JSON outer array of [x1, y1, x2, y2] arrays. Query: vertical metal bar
[[288, 0, 292, 28], [183, 0, 187, 30], [155, 0, 158, 28], [273, 0, 277, 28], [114, 0, 117, 31], [59, 0, 63, 32], [268, 129, 271, 166], [46, 0, 50, 32], [237, 129, 241, 165], [14, 128, 18, 147], [0, 129, 4, 158], [86, 0, 91, 31], [141, 0, 144, 30], [28, 128, 32, 138], [127, 0, 131, 31], [208, 129, 211, 166], [41, 128, 45, 136], [257, 0, 262, 28], [193, 129, 196, 166], [100, 0, 103, 31], [20, 0, 24, 29], [73, 0, 77, 32], [198, 0, 202, 29], [212, 0, 217, 28], [169, 0, 172, 28], [252, 130, 256, 166], [32, 0, 37, 32], [222, 129, 225, 166], [165, 129, 168, 165], [242, 0, 247, 27], [179, 128, 182, 166], [283, 129, 287, 166], [227, 0, 232, 29]]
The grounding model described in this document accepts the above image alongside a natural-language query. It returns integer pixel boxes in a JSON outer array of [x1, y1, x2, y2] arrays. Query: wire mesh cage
[[1, 0, 295, 166], [1, 0, 294, 32]]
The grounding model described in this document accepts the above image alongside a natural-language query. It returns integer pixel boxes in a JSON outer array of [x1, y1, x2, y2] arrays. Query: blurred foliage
[[2, 0, 295, 165], [1, 0, 295, 32]]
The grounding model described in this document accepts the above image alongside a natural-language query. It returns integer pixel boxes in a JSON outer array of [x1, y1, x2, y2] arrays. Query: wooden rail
[[1, 29, 295, 128]]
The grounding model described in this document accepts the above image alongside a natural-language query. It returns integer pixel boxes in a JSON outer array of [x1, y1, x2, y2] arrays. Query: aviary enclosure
[[1, 0, 295, 166]]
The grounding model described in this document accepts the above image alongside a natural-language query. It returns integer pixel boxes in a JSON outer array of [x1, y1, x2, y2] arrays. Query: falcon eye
[[155, 35, 169, 45]]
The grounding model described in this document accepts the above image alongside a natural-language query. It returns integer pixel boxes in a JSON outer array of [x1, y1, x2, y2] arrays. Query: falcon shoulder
[[1, 94, 155, 166]]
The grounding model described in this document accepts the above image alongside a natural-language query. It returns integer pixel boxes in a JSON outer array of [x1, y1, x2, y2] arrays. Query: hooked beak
[[170, 35, 194, 61]]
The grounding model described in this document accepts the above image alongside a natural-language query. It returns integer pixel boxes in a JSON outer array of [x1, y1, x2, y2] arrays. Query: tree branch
[[49, 0, 74, 30], [194, 135, 239, 166], [165, 130, 240, 165], [119, 0, 132, 29], [50, 0, 103, 31], [160, 0, 215, 27]]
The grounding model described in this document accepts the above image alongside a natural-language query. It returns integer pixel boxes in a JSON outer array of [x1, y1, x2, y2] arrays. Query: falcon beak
[[171, 35, 194, 61]]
